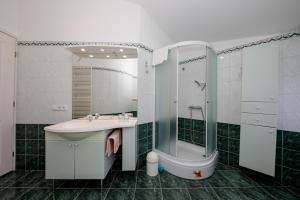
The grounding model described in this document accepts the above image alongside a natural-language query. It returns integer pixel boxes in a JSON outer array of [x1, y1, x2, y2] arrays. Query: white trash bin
[[146, 151, 159, 176]]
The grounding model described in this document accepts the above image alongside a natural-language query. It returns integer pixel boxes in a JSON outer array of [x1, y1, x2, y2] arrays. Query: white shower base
[[154, 140, 218, 179]]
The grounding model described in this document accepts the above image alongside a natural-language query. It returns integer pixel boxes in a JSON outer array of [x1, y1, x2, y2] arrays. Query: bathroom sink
[[44, 118, 137, 133]]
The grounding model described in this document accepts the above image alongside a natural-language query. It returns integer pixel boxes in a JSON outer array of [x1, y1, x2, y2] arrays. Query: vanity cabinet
[[45, 122, 138, 179], [239, 42, 279, 176], [46, 130, 115, 180], [75, 141, 114, 179], [46, 141, 75, 179]]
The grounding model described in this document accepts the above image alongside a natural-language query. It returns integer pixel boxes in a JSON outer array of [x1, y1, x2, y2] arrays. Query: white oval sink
[[60, 120, 92, 129], [44, 118, 137, 133]]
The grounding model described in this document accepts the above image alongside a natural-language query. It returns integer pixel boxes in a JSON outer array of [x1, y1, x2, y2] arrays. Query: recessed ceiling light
[[106, 55, 110, 58], [80, 48, 86, 52], [219, 56, 224, 59], [122, 55, 127, 58], [120, 49, 124, 52], [89, 54, 94, 58], [100, 48, 105, 52]]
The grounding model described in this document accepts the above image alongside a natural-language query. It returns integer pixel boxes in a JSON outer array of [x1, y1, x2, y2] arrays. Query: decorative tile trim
[[17, 41, 153, 52], [179, 31, 300, 65], [178, 55, 206, 65], [217, 31, 300, 55]]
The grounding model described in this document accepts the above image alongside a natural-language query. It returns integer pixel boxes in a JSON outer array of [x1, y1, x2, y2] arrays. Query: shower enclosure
[[154, 41, 218, 179]]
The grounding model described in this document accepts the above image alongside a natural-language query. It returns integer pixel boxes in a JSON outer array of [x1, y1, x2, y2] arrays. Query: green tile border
[[16, 124, 51, 171], [217, 122, 240, 168], [137, 122, 153, 169], [216, 124, 300, 189], [276, 129, 300, 188], [15, 122, 300, 189], [178, 117, 206, 147]]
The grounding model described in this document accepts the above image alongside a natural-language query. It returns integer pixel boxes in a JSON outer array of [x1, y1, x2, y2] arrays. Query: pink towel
[[105, 129, 122, 156]]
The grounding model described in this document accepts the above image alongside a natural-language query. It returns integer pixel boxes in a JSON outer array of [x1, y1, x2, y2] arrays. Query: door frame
[[0, 30, 17, 173]]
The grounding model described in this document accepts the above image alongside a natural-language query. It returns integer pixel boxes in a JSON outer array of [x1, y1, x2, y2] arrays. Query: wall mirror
[[68, 46, 138, 119]]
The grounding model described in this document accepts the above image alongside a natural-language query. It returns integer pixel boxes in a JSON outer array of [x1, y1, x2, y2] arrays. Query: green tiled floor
[[0, 164, 299, 200]]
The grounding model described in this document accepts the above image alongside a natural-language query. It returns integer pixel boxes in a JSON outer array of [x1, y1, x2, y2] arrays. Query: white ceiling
[[128, 0, 300, 42]]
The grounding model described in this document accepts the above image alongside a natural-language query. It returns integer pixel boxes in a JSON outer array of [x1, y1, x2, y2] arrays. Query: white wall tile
[[178, 59, 206, 120], [278, 37, 300, 132], [217, 50, 242, 124], [17, 46, 72, 124], [137, 50, 155, 124]]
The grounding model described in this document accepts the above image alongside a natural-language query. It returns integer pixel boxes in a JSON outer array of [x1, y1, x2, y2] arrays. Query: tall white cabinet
[[239, 42, 279, 176]]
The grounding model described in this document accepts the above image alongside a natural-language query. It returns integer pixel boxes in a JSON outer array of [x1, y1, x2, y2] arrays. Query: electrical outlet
[[52, 105, 68, 111]]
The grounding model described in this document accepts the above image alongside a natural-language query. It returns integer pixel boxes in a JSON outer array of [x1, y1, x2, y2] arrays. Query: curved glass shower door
[[206, 47, 218, 157], [155, 48, 178, 156]]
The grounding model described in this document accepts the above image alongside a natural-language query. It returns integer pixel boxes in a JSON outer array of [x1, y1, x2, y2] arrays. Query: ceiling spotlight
[[80, 48, 86, 52], [219, 56, 224, 59], [100, 48, 105, 52], [120, 49, 124, 52], [89, 54, 94, 58], [122, 55, 127, 58], [106, 55, 110, 58]]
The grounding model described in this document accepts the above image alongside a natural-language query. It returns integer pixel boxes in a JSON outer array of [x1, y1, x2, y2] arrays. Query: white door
[[0, 32, 16, 176]]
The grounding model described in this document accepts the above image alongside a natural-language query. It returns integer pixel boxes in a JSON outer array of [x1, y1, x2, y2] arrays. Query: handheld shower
[[194, 80, 206, 91], [194, 80, 201, 86]]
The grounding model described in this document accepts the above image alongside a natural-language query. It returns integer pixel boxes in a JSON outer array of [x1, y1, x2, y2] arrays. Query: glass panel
[[155, 49, 178, 156], [206, 47, 218, 157], [177, 45, 207, 156]]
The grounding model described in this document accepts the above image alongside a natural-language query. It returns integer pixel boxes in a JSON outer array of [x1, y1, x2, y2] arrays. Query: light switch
[[52, 105, 68, 111]]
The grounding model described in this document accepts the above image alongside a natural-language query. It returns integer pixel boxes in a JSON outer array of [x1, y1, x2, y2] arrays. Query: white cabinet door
[[242, 42, 279, 102], [239, 124, 276, 176], [241, 102, 277, 114], [122, 127, 137, 171], [74, 141, 104, 179], [0, 32, 16, 176], [46, 141, 74, 179], [241, 113, 276, 127]]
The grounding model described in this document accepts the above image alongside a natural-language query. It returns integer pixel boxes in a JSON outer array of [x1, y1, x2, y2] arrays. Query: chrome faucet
[[95, 113, 100, 119], [87, 114, 93, 122]]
